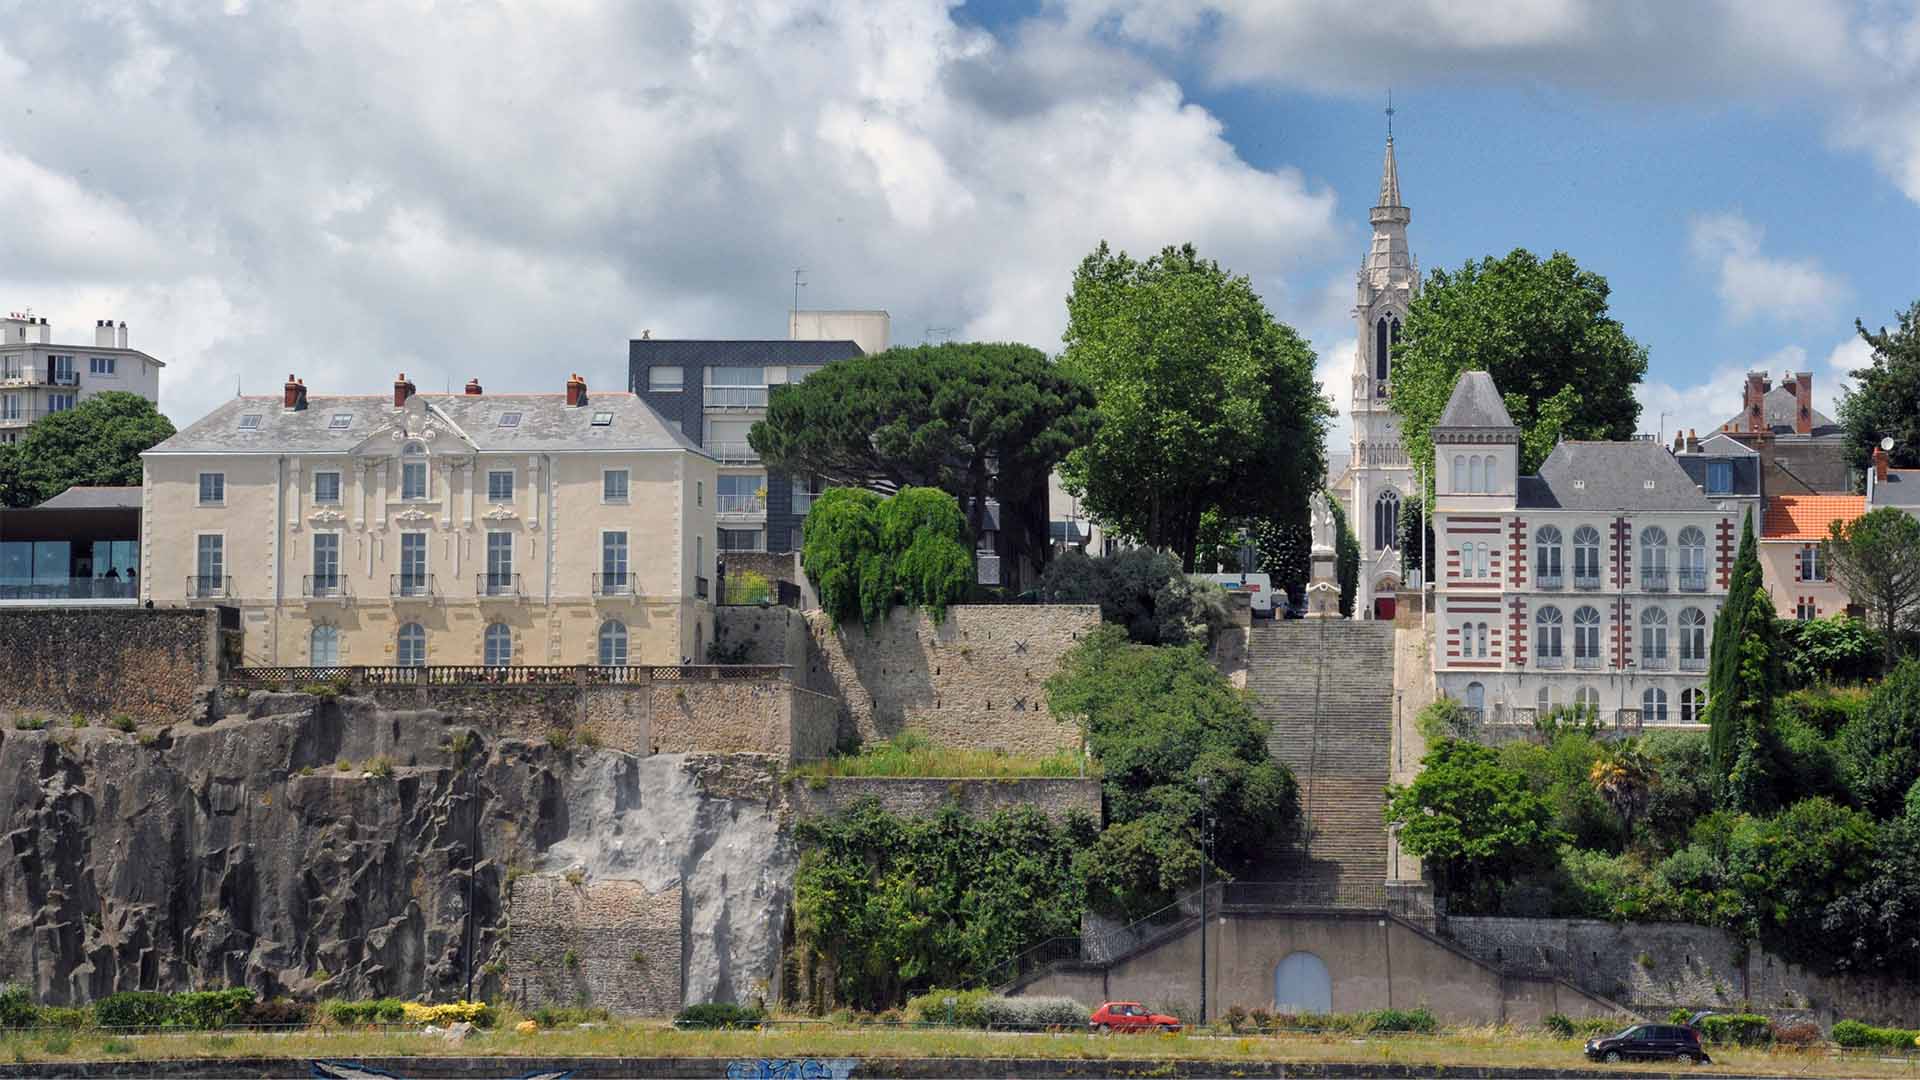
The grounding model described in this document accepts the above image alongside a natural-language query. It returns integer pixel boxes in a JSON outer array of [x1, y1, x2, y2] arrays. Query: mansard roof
[[1434, 370, 1516, 433], [1518, 441, 1719, 511]]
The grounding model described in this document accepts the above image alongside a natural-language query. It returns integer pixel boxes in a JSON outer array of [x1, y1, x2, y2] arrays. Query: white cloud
[[0, 1, 1342, 426], [1315, 335, 1357, 452], [1688, 211, 1849, 325], [1635, 335, 1871, 441]]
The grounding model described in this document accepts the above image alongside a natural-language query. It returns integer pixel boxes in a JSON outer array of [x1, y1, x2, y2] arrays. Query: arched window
[[1452, 455, 1465, 492], [1677, 526, 1707, 590], [1535, 525, 1563, 584], [1679, 607, 1707, 666], [1572, 525, 1603, 587], [1478, 544, 1491, 579], [1375, 317, 1391, 385], [1374, 489, 1400, 552], [401, 440, 429, 501], [1535, 605, 1564, 660], [1464, 681, 1485, 715], [1643, 686, 1669, 724], [484, 622, 512, 666], [396, 622, 426, 667], [1640, 607, 1669, 664], [1573, 605, 1602, 666], [310, 625, 339, 666], [1458, 542, 1475, 579], [1640, 526, 1669, 588], [1575, 685, 1600, 720], [1469, 456, 1484, 493], [1681, 687, 1705, 724], [598, 619, 628, 666], [1476, 621, 1490, 658]]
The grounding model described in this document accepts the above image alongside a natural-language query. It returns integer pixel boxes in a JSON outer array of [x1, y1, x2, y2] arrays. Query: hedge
[[1833, 1020, 1920, 1049], [321, 999, 408, 1026], [1698, 1013, 1773, 1046], [0, 985, 32, 1028], [1544, 1013, 1623, 1038], [674, 1003, 765, 1029], [978, 996, 1086, 1030], [904, 989, 991, 1028]]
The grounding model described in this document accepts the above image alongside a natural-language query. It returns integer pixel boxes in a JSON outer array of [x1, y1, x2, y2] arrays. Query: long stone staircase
[[1246, 620, 1395, 903]]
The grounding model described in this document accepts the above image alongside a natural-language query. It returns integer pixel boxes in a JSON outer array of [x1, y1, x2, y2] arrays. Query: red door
[[1374, 595, 1396, 621]]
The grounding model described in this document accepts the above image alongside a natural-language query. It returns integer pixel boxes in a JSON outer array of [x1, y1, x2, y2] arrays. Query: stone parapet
[[788, 776, 1101, 826]]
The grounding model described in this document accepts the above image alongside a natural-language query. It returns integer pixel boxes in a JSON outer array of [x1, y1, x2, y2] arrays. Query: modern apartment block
[[141, 372, 717, 667], [628, 311, 889, 561], [0, 312, 165, 442]]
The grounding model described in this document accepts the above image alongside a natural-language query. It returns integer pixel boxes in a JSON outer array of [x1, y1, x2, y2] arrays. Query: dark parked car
[[1585, 1023, 1710, 1065]]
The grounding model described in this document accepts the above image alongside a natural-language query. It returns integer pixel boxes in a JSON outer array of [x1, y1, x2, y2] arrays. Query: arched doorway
[[1273, 951, 1332, 1013]]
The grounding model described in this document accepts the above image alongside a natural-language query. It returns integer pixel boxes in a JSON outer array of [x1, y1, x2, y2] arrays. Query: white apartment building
[[1430, 371, 1739, 729], [0, 313, 164, 441]]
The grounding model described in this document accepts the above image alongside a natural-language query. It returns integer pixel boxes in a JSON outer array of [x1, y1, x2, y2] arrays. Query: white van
[[1202, 572, 1274, 617]]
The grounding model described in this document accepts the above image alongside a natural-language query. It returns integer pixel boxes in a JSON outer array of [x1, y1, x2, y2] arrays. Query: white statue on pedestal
[[1305, 489, 1343, 618], [1309, 490, 1336, 554]]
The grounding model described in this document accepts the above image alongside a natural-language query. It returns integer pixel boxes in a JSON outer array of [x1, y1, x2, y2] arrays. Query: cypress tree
[[1707, 510, 1778, 811]]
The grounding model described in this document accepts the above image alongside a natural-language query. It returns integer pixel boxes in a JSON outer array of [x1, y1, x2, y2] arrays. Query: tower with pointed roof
[[1347, 127, 1420, 618]]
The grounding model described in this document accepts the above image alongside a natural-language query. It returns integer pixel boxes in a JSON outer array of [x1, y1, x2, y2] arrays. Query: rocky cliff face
[[0, 691, 793, 1008]]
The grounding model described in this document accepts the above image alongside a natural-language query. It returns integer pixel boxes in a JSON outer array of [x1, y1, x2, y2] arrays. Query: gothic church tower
[[1347, 131, 1419, 618]]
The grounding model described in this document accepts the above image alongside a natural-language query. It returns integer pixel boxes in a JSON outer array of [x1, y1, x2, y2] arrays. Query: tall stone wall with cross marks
[[801, 605, 1098, 756]]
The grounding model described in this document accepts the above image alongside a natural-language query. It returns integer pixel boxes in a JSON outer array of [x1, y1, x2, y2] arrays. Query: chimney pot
[[566, 372, 588, 407], [465, 378, 484, 396], [284, 374, 307, 411], [393, 372, 417, 408], [1874, 446, 1890, 483]]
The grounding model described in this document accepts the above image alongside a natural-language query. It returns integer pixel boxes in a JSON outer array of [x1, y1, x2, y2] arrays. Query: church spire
[[1378, 134, 1401, 209]]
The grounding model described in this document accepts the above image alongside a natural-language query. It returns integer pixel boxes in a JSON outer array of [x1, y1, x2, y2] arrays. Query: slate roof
[[1518, 441, 1718, 511], [1435, 371, 1516, 430], [1674, 450, 1761, 498], [145, 391, 704, 456], [628, 339, 864, 369], [1871, 469, 1920, 508], [1719, 386, 1841, 437], [34, 486, 142, 510], [1763, 495, 1865, 540]]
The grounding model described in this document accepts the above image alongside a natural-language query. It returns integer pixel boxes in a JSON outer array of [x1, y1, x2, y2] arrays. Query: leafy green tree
[[1707, 512, 1780, 813], [1590, 743, 1659, 844], [1331, 494, 1359, 616], [1385, 739, 1565, 907], [1725, 797, 1877, 951], [1825, 507, 1920, 663], [1388, 249, 1648, 480], [1249, 513, 1308, 604], [1776, 615, 1884, 687], [1822, 781, 1920, 973], [800, 486, 971, 626], [751, 342, 1095, 591], [1396, 491, 1434, 578], [1046, 625, 1298, 916], [0, 391, 175, 508], [1035, 548, 1232, 646], [1837, 300, 1920, 473], [1639, 730, 1715, 853], [1837, 658, 1920, 817], [793, 799, 1095, 1009], [1058, 242, 1329, 570], [1500, 733, 1623, 853]]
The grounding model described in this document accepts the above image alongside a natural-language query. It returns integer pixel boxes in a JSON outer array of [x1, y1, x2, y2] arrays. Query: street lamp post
[[1196, 775, 1216, 1028]]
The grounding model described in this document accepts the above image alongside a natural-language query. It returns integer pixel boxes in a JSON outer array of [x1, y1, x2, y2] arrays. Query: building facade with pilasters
[[1430, 371, 1737, 729]]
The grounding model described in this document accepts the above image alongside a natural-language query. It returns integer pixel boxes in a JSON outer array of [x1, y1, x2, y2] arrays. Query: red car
[[1089, 1001, 1182, 1033]]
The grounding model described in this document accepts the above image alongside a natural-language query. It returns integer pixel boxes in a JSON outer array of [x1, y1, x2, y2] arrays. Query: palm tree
[[1590, 743, 1659, 844]]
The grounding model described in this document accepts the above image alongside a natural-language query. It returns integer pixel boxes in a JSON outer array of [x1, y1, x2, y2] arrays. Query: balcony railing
[[1640, 653, 1671, 671], [226, 662, 793, 690], [477, 573, 521, 598], [0, 578, 137, 601], [709, 442, 760, 465], [1641, 568, 1669, 591], [1573, 572, 1602, 590], [1680, 655, 1707, 672], [594, 571, 633, 596], [793, 491, 822, 515], [303, 574, 349, 599], [695, 575, 710, 600], [187, 575, 232, 599], [1574, 653, 1604, 671], [1535, 652, 1566, 669], [1677, 569, 1709, 592], [716, 493, 766, 515], [390, 573, 435, 599], [1535, 572, 1563, 590], [707, 386, 768, 408]]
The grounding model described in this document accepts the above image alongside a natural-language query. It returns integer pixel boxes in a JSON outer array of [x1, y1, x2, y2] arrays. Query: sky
[[2, 0, 1918, 451]]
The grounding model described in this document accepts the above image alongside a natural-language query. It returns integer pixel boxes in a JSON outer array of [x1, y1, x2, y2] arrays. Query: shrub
[[93, 991, 174, 1030], [1356, 1006, 1437, 1034], [1698, 1013, 1772, 1046], [1839, 659, 1920, 816], [1771, 1020, 1822, 1047], [33, 1007, 89, 1030], [11, 715, 48, 732], [241, 999, 313, 1028], [399, 1001, 495, 1027], [722, 569, 774, 607], [1037, 547, 1232, 646], [322, 999, 408, 1026], [366, 756, 394, 779], [1544, 1013, 1576, 1037], [801, 486, 971, 627], [1668, 1008, 1693, 1026], [0, 986, 31, 1028], [1778, 615, 1882, 687], [110, 714, 137, 733], [166, 988, 256, 1030], [978, 996, 1085, 1030], [1222, 1004, 1249, 1032], [298, 683, 340, 699], [904, 988, 991, 1028], [1414, 698, 1478, 743], [1832, 1019, 1920, 1048], [675, 1002, 765, 1029], [101, 1039, 132, 1054]]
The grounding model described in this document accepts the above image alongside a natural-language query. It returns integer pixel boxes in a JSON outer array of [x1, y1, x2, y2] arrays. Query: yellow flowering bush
[[399, 1001, 496, 1027]]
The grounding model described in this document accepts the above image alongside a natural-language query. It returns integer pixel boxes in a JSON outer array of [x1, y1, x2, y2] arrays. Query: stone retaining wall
[[508, 875, 683, 1015], [1446, 916, 1920, 1027], [0, 606, 233, 724], [802, 605, 1097, 755], [788, 776, 1102, 825], [713, 606, 809, 668]]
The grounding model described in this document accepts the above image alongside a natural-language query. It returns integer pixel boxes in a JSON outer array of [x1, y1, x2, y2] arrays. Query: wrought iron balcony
[[476, 573, 521, 599], [303, 574, 349, 599], [1677, 569, 1709, 592], [1574, 653, 1604, 671], [1535, 652, 1566, 669], [187, 575, 232, 600], [1640, 654, 1671, 671], [1680, 655, 1707, 672], [390, 573, 435, 599], [1641, 568, 1670, 591], [1535, 572, 1563, 590], [594, 571, 633, 597], [1573, 573, 1603, 590]]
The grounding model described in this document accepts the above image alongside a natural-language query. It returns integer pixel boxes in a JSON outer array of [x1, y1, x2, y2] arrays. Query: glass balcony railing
[[716, 493, 766, 515], [707, 386, 768, 408], [0, 578, 137, 601]]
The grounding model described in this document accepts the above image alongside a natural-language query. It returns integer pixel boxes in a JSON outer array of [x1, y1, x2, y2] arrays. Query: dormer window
[[1707, 460, 1732, 494], [591, 411, 613, 426], [237, 414, 261, 431]]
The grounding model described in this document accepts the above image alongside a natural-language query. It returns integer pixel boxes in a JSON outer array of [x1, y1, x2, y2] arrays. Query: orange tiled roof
[[1763, 495, 1866, 540]]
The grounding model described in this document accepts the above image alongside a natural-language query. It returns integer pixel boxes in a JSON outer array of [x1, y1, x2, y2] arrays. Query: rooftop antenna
[[235, 375, 242, 398], [791, 268, 806, 313]]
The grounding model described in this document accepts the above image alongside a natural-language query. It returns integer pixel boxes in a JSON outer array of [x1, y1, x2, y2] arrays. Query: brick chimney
[[394, 372, 416, 407], [1875, 446, 1890, 483], [566, 372, 587, 407], [1744, 370, 1771, 433], [1788, 370, 1814, 435], [464, 378, 483, 396], [283, 374, 307, 411], [1687, 428, 1699, 453], [94, 320, 115, 348]]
